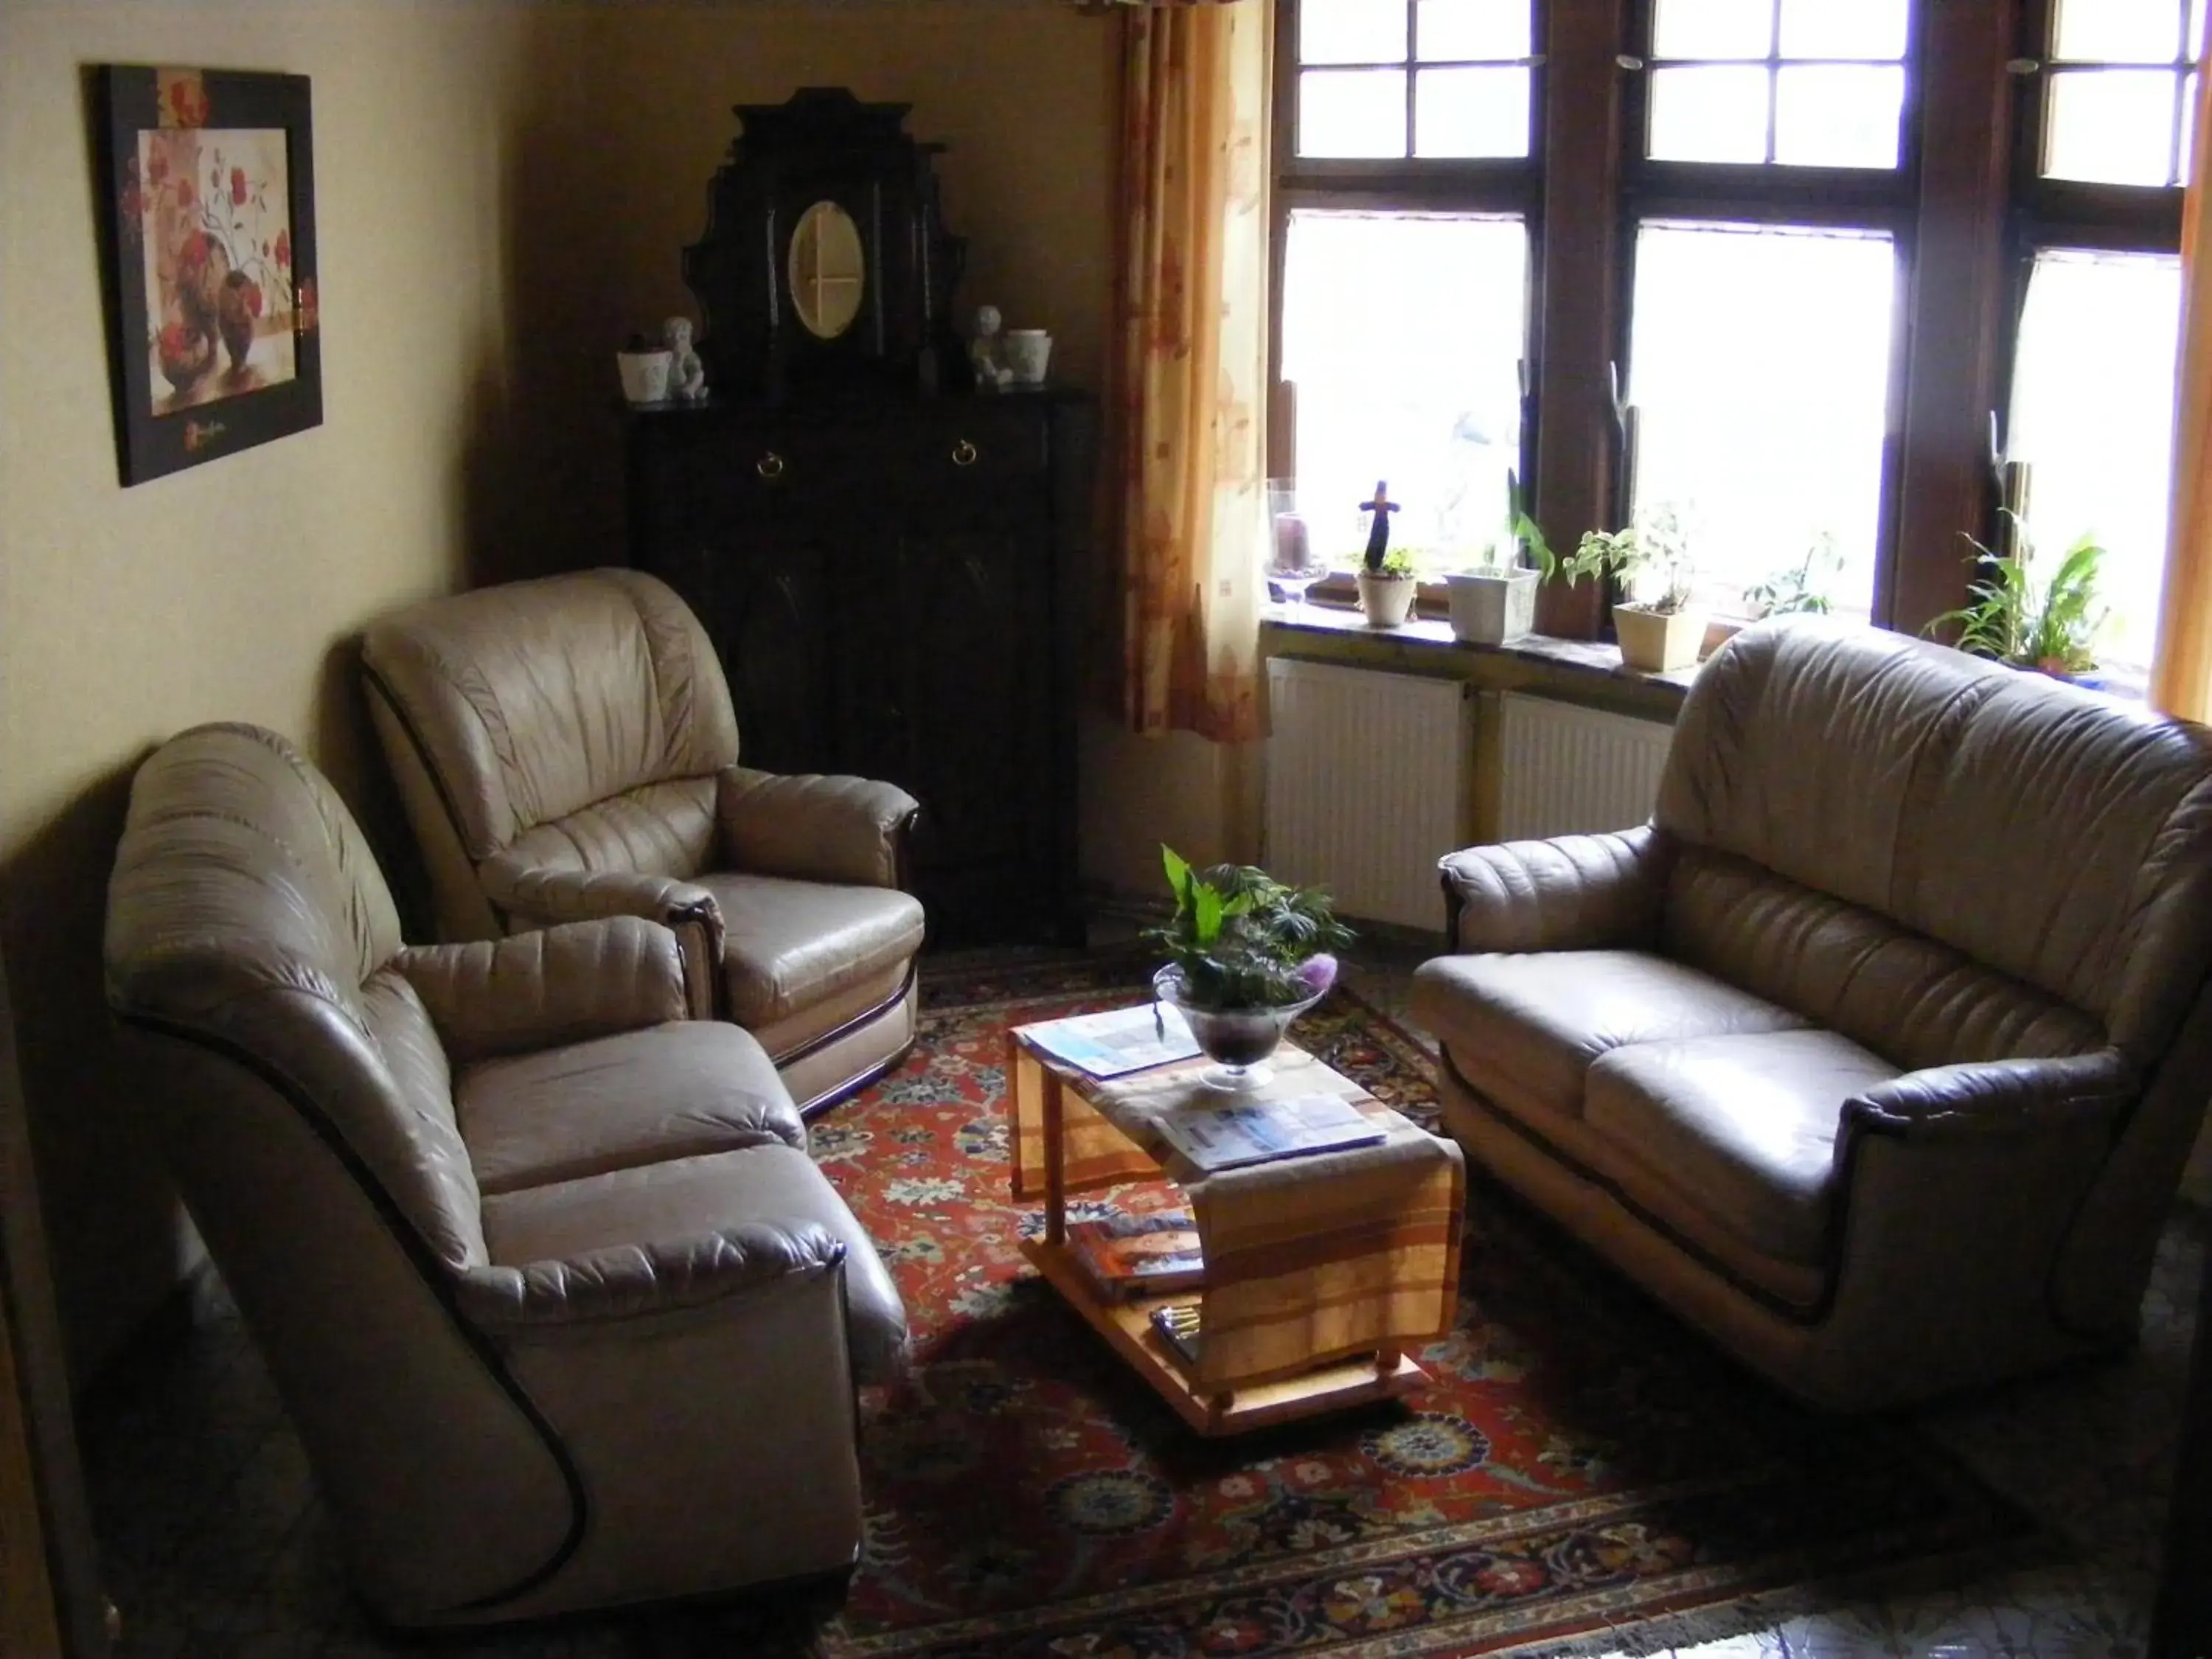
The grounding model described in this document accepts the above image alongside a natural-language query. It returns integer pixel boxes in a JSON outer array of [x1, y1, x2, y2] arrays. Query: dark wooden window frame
[[1267, 0, 2186, 645]]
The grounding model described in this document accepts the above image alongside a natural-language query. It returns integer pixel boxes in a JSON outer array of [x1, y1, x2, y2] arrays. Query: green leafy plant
[[1926, 516, 2107, 676], [1145, 846, 1354, 1011], [1559, 505, 1694, 613], [1470, 469, 1558, 580], [1743, 532, 1843, 619], [1368, 545, 1417, 578]]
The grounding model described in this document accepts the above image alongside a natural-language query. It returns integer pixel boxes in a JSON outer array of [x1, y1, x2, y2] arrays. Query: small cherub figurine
[[664, 315, 707, 403], [968, 305, 1014, 392]]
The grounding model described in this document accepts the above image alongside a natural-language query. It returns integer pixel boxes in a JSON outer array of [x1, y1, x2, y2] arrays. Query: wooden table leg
[[1041, 1066, 1066, 1247]]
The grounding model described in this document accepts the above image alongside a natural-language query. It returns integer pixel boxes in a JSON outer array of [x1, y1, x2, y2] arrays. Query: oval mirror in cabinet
[[787, 201, 865, 340]]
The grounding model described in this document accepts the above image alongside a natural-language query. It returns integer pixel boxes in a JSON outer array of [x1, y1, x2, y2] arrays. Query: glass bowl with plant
[[1926, 515, 2106, 680], [1146, 846, 1354, 1090]]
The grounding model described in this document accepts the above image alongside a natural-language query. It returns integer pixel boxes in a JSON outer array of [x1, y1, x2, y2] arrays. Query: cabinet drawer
[[883, 403, 1048, 504]]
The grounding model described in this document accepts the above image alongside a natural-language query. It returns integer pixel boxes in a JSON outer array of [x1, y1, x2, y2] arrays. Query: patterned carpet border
[[773, 950, 2046, 1659]]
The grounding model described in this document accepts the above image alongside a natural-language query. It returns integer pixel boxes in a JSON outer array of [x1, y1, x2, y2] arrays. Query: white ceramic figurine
[[664, 316, 708, 403]]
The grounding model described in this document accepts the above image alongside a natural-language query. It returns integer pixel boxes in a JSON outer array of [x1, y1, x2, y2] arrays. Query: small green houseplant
[[1147, 847, 1354, 1086], [1447, 470, 1557, 647], [1559, 506, 1705, 672], [1356, 481, 1419, 627], [1743, 532, 1843, 620], [1926, 518, 2107, 679]]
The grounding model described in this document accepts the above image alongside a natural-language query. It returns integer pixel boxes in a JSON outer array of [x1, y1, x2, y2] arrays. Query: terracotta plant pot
[[1613, 604, 1707, 672], [1356, 571, 1419, 627], [1444, 567, 1537, 645]]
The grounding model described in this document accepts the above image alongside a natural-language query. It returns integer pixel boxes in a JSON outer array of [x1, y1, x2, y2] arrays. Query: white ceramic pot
[[1356, 571, 1419, 627], [616, 348, 674, 405], [1444, 567, 1537, 645], [1004, 329, 1052, 386], [1613, 604, 1707, 672]]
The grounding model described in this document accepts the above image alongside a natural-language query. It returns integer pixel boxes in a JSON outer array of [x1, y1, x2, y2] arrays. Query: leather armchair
[[359, 568, 925, 1114], [105, 723, 907, 1626], [1412, 619, 2212, 1411]]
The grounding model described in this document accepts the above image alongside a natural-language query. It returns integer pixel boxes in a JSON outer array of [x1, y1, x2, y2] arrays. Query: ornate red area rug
[[781, 959, 2032, 1659]]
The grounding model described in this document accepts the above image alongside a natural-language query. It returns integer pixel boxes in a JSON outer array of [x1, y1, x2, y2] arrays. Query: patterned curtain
[[1110, 0, 1271, 742], [2155, 63, 2212, 720]]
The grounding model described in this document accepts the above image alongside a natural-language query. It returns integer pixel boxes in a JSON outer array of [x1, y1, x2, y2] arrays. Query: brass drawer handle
[[950, 439, 979, 467], [756, 451, 785, 480]]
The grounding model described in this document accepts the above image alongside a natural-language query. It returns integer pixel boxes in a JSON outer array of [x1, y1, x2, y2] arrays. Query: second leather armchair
[[361, 568, 925, 1113]]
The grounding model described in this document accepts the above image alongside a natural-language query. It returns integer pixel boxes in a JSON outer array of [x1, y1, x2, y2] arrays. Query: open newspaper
[[1017, 1002, 1201, 1079], [1153, 1092, 1385, 1173]]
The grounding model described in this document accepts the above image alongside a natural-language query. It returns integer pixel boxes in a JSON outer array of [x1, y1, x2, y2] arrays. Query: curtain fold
[[2154, 61, 2212, 720], [1110, 0, 1271, 742]]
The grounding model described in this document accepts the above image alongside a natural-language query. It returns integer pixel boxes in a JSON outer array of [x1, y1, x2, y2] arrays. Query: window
[[1646, 0, 1909, 168], [1294, 0, 1537, 160], [2003, 0, 2201, 675]]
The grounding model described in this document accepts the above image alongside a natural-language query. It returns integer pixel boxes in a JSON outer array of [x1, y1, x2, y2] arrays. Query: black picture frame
[[92, 65, 321, 485]]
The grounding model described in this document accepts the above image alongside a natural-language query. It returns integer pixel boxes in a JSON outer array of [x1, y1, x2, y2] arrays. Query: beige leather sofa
[[360, 569, 925, 1114], [1413, 620, 2212, 1411], [105, 723, 906, 1626]]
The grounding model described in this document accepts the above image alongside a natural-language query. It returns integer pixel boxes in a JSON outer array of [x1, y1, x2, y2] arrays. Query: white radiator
[[1265, 660, 1471, 931], [1495, 692, 1674, 841]]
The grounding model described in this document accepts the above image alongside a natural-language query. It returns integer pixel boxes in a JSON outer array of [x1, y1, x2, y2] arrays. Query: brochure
[[1018, 1002, 1200, 1079], [1067, 1208, 1205, 1300], [1152, 1092, 1386, 1174]]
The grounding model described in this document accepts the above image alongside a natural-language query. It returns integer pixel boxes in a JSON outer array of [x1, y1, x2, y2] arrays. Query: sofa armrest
[[717, 767, 919, 889], [1843, 1050, 2135, 1144], [1439, 825, 1671, 953], [390, 917, 689, 1065], [452, 1222, 848, 1332], [478, 856, 722, 1019]]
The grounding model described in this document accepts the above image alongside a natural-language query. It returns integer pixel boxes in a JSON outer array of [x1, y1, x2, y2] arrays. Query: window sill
[[1259, 601, 1705, 698]]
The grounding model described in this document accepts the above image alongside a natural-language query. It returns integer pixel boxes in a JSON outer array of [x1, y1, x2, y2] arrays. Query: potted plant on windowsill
[[1744, 532, 1843, 620], [1560, 506, 1705, 673], [1146, 846, 1354, 1091], [1925, 518, 2107, 684], [1444, 469, 1557, 647], [1354, 479, 1419, 627]]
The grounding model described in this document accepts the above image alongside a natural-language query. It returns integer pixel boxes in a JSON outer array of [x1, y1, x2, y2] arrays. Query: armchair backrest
[[1658, 620, 2212, 1065], [364, 569, 740, 860]]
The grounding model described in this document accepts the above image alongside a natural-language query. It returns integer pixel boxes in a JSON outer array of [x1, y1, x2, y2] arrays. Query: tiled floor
[[74, 942, 2199, 1659]]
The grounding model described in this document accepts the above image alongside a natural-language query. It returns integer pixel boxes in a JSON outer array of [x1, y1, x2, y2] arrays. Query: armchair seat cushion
[[481, 1144, 908, 1384], [699, 873, 925, 1035], [1582, 1030, 1902, 1278], [1412, 950, 1813, 1118], [458, 1023, 804, 1198]]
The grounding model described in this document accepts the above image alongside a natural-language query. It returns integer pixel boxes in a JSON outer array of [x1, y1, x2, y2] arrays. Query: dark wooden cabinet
[[625, 390, 1093, 947]]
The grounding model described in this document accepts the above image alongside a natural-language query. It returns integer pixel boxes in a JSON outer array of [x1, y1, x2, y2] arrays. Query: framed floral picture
[[94, 66, 320, 484]]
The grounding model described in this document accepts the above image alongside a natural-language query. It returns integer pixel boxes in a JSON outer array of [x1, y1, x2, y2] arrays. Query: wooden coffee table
[[1006, 1025, 1465, 1436]]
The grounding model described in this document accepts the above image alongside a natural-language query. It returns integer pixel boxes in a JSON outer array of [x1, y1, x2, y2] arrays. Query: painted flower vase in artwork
[[217, 271, 261, 371]]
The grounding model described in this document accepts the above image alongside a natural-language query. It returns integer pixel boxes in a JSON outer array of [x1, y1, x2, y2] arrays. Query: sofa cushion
[[698, 873, 925, 1037], [1412, 950, 1812, 1118], [458, 1021, 803, 1197], [1583, 1029, 1902, 1273], [481, 1144, 907, 1383]]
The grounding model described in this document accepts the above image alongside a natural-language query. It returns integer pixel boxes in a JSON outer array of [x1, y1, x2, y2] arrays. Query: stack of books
[[1065, 1208, 1205, 1301], [1150, 1302, 1203, 1369]]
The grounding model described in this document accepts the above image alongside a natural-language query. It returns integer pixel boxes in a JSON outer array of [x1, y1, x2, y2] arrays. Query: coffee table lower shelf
[[1022, 1237, 1425, 1436]]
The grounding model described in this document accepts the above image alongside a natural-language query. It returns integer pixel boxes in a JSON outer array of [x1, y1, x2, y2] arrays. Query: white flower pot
[[1613, 604, 1707, 673], [1357, 571, 1419, 627], [616, 348, 673, 405], [1444, 567, 1537, 645]]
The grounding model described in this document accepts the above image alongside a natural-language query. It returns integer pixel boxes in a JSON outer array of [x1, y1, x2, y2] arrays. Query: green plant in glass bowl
[[1145, 846, 1354, 1089]]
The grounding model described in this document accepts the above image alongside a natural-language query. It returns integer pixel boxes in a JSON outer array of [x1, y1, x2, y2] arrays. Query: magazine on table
[[1153, 1092, 1386, 1174], [1016, 1001, 1200, 1079], [1065, 1208, 1205, 1299]]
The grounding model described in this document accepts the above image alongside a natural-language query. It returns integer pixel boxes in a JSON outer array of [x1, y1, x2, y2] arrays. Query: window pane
[[1416, 66, 1530, 156], [2045, 69, 2183, 184], [1775, 65, 1903, 167], [2053, 0, 2188, 63], [1652, 0, 1773, 60], [1280, 212, 1530, 578], [1778, 0, 1907, 60], [1649, 66, 1770, 162], [1301, 0, 1408, 65], [1416, 0, 1528, 61], [1300, 69, 1410, 158], [1627, 223, 1896, 616], [2006, 249, 2183, 674]]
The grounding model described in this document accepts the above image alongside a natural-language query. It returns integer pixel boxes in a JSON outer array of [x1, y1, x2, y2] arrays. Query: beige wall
[[0, 0, 1217, 1383]]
